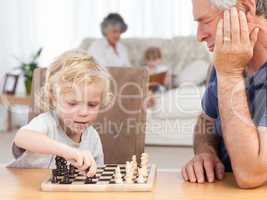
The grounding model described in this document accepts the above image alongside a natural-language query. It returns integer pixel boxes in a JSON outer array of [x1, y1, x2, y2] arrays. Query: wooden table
[[0, 95, 31, 131], [1, 167, 267, 200]]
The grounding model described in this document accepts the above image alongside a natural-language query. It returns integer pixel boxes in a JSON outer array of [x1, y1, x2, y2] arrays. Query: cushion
[[177, 60, 210, 86]]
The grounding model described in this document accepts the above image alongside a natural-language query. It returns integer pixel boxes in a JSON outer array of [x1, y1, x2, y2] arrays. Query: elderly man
[[182, 0, 267, 188]]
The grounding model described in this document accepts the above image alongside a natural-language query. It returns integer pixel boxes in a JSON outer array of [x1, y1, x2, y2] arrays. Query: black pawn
[[85, 176, 93, 184]]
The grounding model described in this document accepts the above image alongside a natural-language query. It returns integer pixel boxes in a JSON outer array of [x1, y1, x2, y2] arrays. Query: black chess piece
[[85, 176, 93, 184]]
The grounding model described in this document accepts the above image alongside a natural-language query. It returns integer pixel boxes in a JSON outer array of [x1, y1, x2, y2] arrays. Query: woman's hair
[[144, 47, 162, 61], [39, 49, 112, 111], [101, 13, 128, 36]]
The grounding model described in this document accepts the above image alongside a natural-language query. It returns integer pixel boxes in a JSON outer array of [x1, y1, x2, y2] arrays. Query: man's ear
[[238, 0, 259, 35], [237, 0, 256, 16]]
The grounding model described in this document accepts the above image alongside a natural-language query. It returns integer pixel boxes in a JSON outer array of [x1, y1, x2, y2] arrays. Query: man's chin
[[208, 47, 214, 52]]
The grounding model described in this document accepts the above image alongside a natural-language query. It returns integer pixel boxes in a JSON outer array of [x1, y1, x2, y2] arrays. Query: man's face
[[192, 0, 222, 52]]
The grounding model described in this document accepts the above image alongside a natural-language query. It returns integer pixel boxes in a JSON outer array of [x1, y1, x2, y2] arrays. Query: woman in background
[[88, 13, 130, 67]]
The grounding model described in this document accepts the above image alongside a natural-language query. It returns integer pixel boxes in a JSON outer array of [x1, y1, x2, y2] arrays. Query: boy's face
[[54, 83, 103, 134], [146, 58, 162, 68]]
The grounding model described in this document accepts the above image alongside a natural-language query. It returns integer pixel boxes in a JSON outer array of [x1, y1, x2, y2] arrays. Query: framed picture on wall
[[2, 73, 19, 95]]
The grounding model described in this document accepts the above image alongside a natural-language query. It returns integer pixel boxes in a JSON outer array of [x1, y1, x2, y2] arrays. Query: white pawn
[[137, 168, 146, 184], [131, 156, 138, 171], [140, 166, 148, 177], [126, 161, 131, 171], [126, 162, 133, 176], [141, 153, 149, 159], [141, 153, 149, 162], [141, 158, 148, 166], [125, 175, 133, 184], [115, 166, 123, 184], [115, 178, 123, 184], [115, 166, 121, 175], [132, 155, 137, 165]]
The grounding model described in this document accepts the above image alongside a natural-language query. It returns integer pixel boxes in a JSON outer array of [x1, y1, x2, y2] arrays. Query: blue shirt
[[202, 62, 267, 172]]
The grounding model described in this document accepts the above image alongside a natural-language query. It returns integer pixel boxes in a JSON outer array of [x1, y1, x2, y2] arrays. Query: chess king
[[182, 0, 267, 188], [8, 49, 112, 177]]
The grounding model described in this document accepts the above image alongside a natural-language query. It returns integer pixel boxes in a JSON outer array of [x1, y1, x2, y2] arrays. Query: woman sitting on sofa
[[88, 13, 130, 68]]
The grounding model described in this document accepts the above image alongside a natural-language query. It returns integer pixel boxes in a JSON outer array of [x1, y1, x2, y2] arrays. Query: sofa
[[79, 36, 211, 146]]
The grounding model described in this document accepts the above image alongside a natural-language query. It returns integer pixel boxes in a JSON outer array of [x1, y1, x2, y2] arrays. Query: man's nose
[[197, 25, 209, 42]]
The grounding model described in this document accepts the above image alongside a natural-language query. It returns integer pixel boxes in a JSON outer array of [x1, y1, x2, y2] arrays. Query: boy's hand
[[62, 147, 97, 177]]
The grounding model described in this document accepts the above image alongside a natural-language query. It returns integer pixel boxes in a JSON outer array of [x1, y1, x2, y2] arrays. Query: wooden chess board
[[41, 164, 157, 192]]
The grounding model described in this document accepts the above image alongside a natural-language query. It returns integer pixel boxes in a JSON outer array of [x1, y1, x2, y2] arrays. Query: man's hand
[[181, 152, 225, 183], [213, 8, 259, 77], [62, 147, 97, 177]]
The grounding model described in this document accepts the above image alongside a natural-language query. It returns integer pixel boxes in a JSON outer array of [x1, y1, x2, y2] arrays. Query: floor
[[0, 130, 193, 169]]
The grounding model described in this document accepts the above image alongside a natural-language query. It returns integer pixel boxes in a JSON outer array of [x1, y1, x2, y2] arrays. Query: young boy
[[8, 49, 112, 177]]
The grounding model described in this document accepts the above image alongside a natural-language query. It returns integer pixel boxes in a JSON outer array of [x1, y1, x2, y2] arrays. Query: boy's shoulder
[[22, 111, 58, 133], [29, 111, 56, 124], [84, 126, 99, 138], [81, 126, 101, 144]]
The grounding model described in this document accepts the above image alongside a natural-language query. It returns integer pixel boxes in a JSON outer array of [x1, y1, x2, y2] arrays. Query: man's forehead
[[192, 0, 220, 21]]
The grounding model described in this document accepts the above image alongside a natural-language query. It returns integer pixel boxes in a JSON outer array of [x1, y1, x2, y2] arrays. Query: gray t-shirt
[[7, 111, 104, 168]]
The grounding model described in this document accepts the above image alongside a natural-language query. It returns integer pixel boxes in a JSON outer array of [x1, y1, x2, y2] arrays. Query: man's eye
[[202, 19, 212, 24], [68, 102, 77, 106]]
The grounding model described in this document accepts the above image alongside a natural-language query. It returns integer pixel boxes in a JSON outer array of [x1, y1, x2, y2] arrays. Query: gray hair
[[100, 13, 128, 36], [209, 0, 267, 18]]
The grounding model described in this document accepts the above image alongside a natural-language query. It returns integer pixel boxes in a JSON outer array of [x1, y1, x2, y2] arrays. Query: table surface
[[0, 95, 31, 106], [1, 166, 267, 200]]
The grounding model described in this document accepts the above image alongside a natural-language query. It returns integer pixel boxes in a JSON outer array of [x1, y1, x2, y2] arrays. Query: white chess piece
[[126, 162, 133, 176], [115, 166, 123, 184], [132, 155, 137, 167], [137, 168, 146, 184], [131, 160, 137, 171], [141, 153, 149, 159], [126, 161, 131, 172], [141, 153, 149, 163], [141, 158, 148, 166], [140, 166, 148, 177], [125, 175, 133, 184]]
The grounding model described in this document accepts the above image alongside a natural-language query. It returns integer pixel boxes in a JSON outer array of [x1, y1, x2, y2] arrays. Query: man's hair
[[209, 0, 267, 18]]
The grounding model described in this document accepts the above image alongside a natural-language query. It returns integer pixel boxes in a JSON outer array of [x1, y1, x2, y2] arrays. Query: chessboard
[[41, 153, 157, 192]]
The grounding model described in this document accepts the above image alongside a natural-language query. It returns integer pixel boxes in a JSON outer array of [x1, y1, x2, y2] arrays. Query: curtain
[[1, 0, 196, 67], [0, 0, 196, 129]]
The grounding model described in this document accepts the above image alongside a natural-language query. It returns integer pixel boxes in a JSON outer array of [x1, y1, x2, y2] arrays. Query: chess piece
[[125, 162, 133, 176], [140, 166, 148, 177], [125, 176, 134, 184], [126, 161, 131, 171], [137, 168, 146, 184], [85, 176, 93, 184], [115, 166, 123, 184], [141, 153, 149, 159], [141, 153, 149, 166], [132, 155, 138, 170]]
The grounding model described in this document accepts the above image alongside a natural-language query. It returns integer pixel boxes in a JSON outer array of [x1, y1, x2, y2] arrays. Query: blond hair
[[39, 49, 111, 111], [144, 47, 162, 61]]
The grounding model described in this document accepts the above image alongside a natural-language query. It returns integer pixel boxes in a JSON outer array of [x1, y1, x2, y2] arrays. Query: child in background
[[144, 47, 171, 90], [8, 49, 111, 177], [144, 47, 171, 108]]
